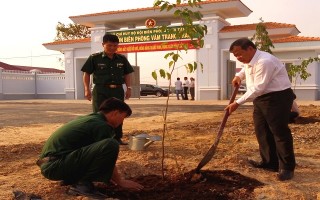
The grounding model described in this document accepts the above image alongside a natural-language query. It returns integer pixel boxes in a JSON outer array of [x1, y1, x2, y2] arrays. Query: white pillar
[[196, 16, 229, 100], [64, 49, 75, 99]]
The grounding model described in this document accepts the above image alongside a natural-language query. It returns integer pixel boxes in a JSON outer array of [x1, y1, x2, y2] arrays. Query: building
[[0, 61, 65, 73], [43, 0, 320, 100]]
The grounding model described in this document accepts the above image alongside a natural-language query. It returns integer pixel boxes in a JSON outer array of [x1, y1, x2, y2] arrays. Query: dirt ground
[[1, 97, 320, 200]]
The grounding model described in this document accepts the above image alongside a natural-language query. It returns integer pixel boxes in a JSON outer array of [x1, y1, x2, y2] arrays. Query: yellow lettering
[[162, 34, 176, 40], [134, 35, 150, 42], [123, 36, 134, 43], [150, 35, 161, 41]]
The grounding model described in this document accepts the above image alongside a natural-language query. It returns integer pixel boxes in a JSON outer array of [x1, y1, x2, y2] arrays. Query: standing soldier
[[81, 33, 134, 145]]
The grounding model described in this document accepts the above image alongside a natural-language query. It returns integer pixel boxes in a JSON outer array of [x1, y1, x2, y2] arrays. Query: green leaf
[[174, 10, 181, 15], [187, 63, 193, 72], [159, 69, 166, 78], [166, 72, 171, 80], [182, 43, 189, 51], [172, 54, 179, 62], [169, 61, 174, 67], [160, 4, 167, 11], [193, 62, 198, 70], [152, 71, 157, 80], [153, 0, 161, 7], [199, 39, 204, 48], [167, 5, 174, 11], [164, 52, 172, 59]]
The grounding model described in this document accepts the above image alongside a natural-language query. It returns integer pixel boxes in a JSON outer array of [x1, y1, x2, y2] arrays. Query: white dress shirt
[[236, 50, 292, 105], [183, 80, 190, 88]]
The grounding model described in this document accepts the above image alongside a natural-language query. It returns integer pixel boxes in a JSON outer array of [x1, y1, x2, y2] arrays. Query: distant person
[[189, 77, 195, 100], [37, 98, 143, 198], [81, 33, 134, 145], [182, 77, 190, 100], [289, 101, 300, 123], [175, 77, 183, 100], [225, 38, 296, 181]]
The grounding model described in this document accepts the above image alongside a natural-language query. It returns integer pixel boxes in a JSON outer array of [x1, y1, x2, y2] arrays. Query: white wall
[[0, 70, 65, 99]]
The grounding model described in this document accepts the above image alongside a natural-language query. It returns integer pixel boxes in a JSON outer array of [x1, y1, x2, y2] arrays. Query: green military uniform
[[81, 51, 134, 140], [39, 112, 119, 184]]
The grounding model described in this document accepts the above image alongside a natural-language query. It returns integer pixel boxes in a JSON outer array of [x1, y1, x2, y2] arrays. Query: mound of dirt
[[96, 170, 264, 200]]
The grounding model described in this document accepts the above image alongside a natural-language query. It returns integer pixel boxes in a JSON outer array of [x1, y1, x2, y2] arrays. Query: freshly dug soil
[[96, 170, 264, 200]]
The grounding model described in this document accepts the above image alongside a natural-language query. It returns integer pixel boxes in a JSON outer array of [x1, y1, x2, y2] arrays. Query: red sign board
[[117, 40, 197, 53]]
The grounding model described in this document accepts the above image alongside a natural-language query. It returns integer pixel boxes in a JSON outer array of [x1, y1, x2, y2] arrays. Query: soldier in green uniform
[[81, 33, 134, 145], [37, 98, 143, 198]]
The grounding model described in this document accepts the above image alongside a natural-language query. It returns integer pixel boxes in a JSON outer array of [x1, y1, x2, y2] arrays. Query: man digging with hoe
[[192, 38, 296, 182]]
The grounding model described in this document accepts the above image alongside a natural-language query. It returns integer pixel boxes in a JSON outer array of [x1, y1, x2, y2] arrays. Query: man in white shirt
[[174, 77, 183, 100], [182, 77, 190, 100], [225, 38, 296, 181]]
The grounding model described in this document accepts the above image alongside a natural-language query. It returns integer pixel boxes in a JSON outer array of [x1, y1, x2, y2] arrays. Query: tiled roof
[[0, 61, 64, 73], [43, 38, 90, 46], [273, 36, 320, 43], [70, 0, 236, 19], [219, 22, 296, 32]]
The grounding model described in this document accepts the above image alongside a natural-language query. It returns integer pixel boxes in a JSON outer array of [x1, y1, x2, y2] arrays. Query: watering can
[[128, 133, 162, 151]]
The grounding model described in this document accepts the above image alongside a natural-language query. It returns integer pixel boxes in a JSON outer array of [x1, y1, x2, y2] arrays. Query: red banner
[[117, 40, 197, 53]]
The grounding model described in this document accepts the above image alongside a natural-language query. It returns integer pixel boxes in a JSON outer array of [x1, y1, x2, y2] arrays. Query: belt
[[105, 84, 122, 88], [36, 156, 59, 167], [256, 88, 292, 99]]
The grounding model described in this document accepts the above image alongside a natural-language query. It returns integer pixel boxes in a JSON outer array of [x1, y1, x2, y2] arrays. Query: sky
[[1, 0, 320, 85]]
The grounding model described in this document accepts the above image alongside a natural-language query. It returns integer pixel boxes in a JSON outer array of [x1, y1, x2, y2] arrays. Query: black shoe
[[277, 169, 294, 181], [60, 180, 74, 186], [116, 138, 128, 145], [248, 160, 279, 172], [67, 182, 108, 199]]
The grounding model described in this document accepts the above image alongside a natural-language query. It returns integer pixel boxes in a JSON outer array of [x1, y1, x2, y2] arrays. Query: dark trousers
[[40, 139, 119, 184], [190, 87, 195, 100], [92, 86, 124, 139], [183, 87, 188, 100], [253, 88, 296, 171], [289, 112, 299, 123]]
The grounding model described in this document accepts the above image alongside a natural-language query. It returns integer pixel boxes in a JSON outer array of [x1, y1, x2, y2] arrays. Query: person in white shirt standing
[[225, 38, 296, 181], [174, 77, 183, 100], [182, 77, 190, 100]]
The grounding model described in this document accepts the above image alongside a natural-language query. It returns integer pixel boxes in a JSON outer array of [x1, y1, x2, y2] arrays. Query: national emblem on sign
[[145, 18, 156, 28]]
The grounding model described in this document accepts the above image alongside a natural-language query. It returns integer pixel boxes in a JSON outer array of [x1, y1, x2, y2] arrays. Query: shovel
[[194, 85, 240, 174]]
